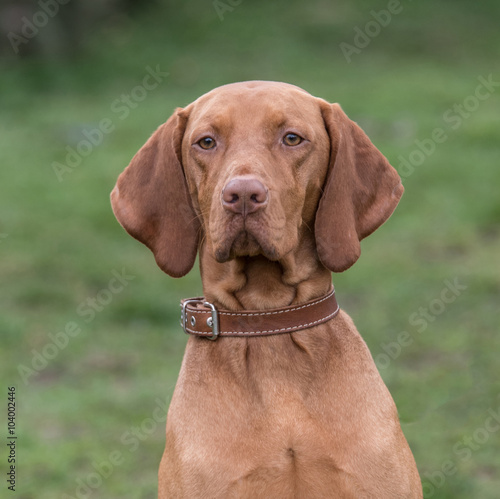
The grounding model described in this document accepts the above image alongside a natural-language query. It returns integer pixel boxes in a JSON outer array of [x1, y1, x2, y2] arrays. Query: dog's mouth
[[213, 218, 279, 263]]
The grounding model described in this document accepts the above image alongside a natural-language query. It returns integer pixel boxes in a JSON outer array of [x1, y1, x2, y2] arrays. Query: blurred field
[[1, 1, 499, 498]]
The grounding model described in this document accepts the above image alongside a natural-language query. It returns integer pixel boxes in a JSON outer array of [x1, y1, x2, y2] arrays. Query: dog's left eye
[[198, 137, 216, 150], [283, 133, 303, 146]]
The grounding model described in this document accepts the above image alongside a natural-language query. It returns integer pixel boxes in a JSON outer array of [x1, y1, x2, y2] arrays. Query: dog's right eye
[[197, 137, 216, 150], [283, 133, 303, 146]]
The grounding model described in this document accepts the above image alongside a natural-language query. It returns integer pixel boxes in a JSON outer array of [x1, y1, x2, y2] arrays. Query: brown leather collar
[[180, 287, 339, 340]]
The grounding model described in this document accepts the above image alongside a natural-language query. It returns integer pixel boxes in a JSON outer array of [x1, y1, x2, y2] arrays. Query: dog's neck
[[199, 236, 332, 311]]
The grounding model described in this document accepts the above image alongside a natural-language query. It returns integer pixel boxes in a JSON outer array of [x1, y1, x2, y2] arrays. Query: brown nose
[[222, 177, 268, 216]]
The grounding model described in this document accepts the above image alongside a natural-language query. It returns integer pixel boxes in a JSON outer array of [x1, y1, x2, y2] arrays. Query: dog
[[111, 81, 422, 498]]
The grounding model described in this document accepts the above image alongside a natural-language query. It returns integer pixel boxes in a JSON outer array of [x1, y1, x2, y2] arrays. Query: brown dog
[[111, 81, 422, 498]]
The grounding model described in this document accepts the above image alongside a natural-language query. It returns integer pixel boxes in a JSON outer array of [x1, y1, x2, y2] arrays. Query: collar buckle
[[202, 301, 219, 341], [181, 298, 220, 341]]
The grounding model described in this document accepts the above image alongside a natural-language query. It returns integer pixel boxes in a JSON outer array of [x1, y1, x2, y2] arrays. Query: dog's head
[[111, 81, 403, 277]]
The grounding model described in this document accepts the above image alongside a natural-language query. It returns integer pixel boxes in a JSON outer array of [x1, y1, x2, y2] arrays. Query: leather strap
[[180, 287, 339, 340]]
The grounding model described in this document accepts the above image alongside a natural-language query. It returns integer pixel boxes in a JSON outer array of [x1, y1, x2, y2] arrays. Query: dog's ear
[[111, 109, 200, 278], [315, 102, 403, 272]]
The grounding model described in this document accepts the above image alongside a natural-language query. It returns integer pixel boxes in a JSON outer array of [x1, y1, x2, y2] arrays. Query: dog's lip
[[214, 230, 259, 262], [213, 225, 279, 263]]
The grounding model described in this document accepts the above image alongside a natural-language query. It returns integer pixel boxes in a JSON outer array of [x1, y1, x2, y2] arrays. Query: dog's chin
[[214, 230, 280, 263]]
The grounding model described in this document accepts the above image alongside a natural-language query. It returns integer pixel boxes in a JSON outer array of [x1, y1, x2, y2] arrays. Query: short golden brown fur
[[111, 81, 422, 498]]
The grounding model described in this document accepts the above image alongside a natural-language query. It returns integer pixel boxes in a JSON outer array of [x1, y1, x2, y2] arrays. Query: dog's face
[[180, 82, 330, 263], [111, 81, 403, 278]]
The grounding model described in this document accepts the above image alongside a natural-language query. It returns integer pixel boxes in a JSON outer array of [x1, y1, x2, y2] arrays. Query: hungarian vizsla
[[111, 81, 422, 498]]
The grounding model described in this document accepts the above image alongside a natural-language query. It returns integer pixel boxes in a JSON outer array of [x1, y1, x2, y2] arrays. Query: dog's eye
[[283, 133, 303, 146], [198, 137, 216, 150]]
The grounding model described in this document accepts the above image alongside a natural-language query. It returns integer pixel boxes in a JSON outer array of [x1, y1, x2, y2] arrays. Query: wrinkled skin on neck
[[199, 235, 332, 311]]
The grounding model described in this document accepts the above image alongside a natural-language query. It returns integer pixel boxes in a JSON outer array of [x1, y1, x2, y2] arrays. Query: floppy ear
[[315, 102, 404, 273], [110, 109, 200, 278]]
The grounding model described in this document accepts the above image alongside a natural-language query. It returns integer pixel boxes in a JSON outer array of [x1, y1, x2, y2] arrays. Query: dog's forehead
[[196, 81, 312, 100], [186, 81, 322, 128]]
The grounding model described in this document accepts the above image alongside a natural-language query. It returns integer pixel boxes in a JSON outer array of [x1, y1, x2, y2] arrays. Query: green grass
[[1, 1, 499, 497]]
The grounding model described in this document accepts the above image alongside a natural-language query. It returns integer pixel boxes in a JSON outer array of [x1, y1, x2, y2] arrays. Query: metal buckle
[[203, 301, 219, 341], [180, 298, 219, 341]]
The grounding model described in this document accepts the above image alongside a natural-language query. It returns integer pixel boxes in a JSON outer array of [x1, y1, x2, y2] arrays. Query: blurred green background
[[1, 0, 499, 497]]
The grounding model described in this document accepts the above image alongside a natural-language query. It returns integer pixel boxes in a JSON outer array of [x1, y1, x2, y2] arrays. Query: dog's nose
[[222, 177, 268, 216]]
